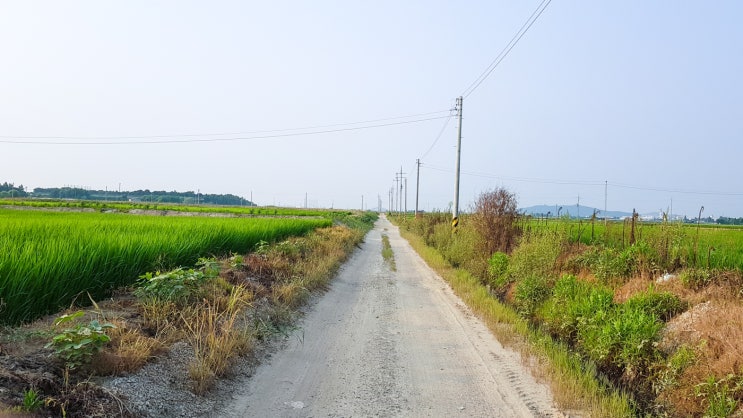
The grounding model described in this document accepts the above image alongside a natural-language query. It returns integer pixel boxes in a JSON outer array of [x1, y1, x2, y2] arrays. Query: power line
[[461, 0, 552, 99], [0, 110, 450, 140], [610, 183, 743, 197], [0, 115, 450, 145], [420, 163, 743, 197], [420, 114, 454, 159], [421, 163, 602, 186]]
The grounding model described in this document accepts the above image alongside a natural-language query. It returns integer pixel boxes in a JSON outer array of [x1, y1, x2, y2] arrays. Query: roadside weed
[[45, 310, 115, 370]]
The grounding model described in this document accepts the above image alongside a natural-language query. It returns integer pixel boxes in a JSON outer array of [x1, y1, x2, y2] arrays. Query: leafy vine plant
[[45, 311, 115, 373]]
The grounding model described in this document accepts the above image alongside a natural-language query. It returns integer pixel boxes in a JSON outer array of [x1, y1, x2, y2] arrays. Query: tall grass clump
[[486, 252, 509, 291], [539, 275, 614, 342], [0, 209, 330, 325], [506, 229, 564, 286], [381, 234, 396, 271]]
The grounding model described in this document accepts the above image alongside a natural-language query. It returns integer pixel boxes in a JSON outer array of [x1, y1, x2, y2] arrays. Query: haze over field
[[1, 1, 741, 217]]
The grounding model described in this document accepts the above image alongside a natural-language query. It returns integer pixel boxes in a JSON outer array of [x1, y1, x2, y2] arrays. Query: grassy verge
[[381, 234, 396, 271], [397, 227, 636, 417]]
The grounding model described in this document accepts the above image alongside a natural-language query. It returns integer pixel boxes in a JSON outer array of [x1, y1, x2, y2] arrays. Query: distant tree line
[[27, 186, 253, 206], [716, 216, 743, 226], [0, 182, 28, 198]]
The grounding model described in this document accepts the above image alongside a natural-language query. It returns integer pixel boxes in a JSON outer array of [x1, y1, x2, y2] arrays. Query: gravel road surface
[[212, 215, 565, 417]]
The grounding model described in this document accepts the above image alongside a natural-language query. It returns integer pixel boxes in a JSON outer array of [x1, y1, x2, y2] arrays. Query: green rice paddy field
[[527, 218, 743, 270], [0, 208, 331, 325]]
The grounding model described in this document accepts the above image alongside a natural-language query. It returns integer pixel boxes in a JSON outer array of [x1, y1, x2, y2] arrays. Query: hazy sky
[[1, 1, 741, 217]]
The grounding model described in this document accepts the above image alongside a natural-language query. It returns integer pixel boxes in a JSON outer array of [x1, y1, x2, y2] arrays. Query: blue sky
[[1, 1, 741, 217]]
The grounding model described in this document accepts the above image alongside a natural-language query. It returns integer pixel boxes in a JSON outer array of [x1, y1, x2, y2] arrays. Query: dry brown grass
[[93, 325, 165, 375], [657, 300, 743, 416], [271, 281, 308, 308], [180, 284, 255, 394], [138, 299, 179, 334]]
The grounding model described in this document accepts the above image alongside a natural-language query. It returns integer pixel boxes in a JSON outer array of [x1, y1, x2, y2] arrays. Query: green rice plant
[[0, 198, 349, 218], [0, 209, 331, 325]]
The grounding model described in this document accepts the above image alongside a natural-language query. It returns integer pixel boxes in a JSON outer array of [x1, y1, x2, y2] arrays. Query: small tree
[[471, 188, 520, 255]]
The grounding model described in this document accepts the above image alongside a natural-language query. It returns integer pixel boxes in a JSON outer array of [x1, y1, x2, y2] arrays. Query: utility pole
[[395, 167, 406, 214], [394, 175, 399, 214], [452, 96, 463, 227], [399, 166, 404, 213], [415, 158, 421, 217], [404, 178, 408, 214], [604, 181, 608, 227], [305, 192, 308, 209], [361, 195, 364, 211]]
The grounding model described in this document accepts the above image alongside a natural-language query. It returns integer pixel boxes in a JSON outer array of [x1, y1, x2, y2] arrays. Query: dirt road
[[212, 215, 564, 417]]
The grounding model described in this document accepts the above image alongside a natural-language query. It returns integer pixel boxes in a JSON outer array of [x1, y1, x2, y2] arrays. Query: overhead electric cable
[[420, 164, 743, 197], [0, 115, 450, 145], [461, 0, 552, 99], [420, 115, 454, 159], [0, 109, 449, 141], [421, 163, 602, 186], [610, 183, 743, 197]]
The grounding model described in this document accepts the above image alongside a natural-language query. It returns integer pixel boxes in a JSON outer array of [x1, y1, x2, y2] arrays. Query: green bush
[[580, 305, 663, 374], [513, 275, 551, 318], [623, 241, 657, 276], [573, 246, 637, 284], [507, 230, 563, 282], [486, 252, 510, 290], [624, 288, 686, 321], [679, 267, 713, 290], [45, 311, 115, 370], [134, 267, 214, 305], [539, 275, 614, 341], [444, 226, 479, 268], [429, 222, 452, 255]]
